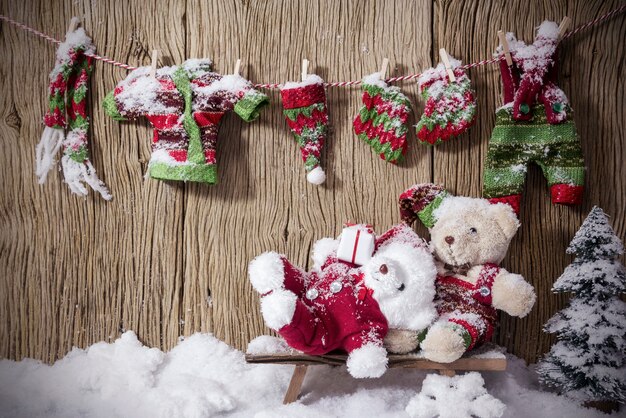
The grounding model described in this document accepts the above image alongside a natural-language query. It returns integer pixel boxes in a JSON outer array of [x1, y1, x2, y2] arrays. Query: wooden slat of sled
[[245, 353, 507, 371], [246, 352, 507, 404]]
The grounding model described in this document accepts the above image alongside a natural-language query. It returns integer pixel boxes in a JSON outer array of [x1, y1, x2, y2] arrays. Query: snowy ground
[[0, 332, 621, 418]]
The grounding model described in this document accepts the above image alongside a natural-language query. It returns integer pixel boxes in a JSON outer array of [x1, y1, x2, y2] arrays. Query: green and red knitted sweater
[[104, 59, 268, 184]]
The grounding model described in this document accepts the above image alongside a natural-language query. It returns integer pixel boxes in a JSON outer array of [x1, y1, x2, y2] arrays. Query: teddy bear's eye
[[469, 227, 478, 234]]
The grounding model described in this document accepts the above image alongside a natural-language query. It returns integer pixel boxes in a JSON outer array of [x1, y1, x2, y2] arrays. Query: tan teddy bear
[[398, 183, 536, 363]]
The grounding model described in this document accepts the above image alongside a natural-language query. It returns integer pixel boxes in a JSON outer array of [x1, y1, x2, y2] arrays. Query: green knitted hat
[[399, 183, 448, 228]]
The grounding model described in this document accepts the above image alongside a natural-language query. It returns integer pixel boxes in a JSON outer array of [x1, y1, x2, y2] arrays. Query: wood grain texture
[[0, 0, 623, 364], [283, 365, 308, 404]]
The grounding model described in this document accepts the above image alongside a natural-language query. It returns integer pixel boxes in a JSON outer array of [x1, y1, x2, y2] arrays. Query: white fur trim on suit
[[346, 343, 388, 378], [248, 252, 285, 294], [260, 289, 297, 330]]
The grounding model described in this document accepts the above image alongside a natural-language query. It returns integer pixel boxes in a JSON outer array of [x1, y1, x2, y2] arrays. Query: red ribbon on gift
[[351, 229, 361, 264], [343, 222, 374, 234]]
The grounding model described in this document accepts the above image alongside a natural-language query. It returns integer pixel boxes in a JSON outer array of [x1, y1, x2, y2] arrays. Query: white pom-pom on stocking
[[346, 343, 388, 378], [61, 155, 112, 200], [35, 127, 64, 184], [248, 252, 286, 294], [306, 166, 326, 185], [260, 289, 297, 330]]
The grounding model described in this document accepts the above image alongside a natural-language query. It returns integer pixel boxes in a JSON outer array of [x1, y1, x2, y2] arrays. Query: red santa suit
[[274, 255, 388, 356], [267, 224, 427, 356]]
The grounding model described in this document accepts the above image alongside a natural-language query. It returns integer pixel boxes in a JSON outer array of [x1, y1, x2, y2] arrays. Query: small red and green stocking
[[416, 57, 477, 145], [280, 75, 329, 185], [353, 74, 411, 164], [36, 27, 111, 200]]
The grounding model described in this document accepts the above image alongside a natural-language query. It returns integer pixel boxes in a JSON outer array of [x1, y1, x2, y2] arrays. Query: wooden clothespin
[[378, 57, 389, 81], [301, 58, 309, 81], [233, 58, 241, 76], [149, 49, 158, 78], [497, 30, 513, 66], [439, 48, 456, 82], [558, 16, 571, 40], [66, 17, 80, 36]]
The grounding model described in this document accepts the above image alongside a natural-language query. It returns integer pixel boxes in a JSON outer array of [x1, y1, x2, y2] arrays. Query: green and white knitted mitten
[[416, 57, 477, 145], [353, 73, 412, 164]]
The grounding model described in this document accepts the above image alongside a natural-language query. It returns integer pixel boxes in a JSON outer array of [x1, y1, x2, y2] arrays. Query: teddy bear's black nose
[[397, 284, 405, 291], [445, 236, 455, 245]]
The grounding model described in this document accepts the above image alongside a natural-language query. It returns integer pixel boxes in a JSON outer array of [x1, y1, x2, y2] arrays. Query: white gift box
[[337, 224, 376, 266]]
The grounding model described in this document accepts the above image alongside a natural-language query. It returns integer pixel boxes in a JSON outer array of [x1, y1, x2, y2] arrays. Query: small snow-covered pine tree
[[537, 206, 626, 403]]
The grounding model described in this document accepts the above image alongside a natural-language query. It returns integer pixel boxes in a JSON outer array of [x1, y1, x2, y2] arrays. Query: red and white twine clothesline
[[1, 4, 625, 89]]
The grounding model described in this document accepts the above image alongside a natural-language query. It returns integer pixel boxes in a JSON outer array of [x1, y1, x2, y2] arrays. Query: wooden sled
[[245, 344, 507, 404]]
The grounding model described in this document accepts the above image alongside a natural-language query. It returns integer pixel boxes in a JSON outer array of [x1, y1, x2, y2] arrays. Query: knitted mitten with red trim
[[416, 58, 477, 145], [36, 28, 111, 200], [280, 75, 328, 185], [353, 73, 411, 164]]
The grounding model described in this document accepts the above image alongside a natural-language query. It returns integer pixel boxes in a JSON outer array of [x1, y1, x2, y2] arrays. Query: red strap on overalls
[[472, 263, 500, 305], [498, 34, 561, 123]]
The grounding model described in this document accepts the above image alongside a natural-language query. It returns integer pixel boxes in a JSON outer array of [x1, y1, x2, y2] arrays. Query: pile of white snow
[[0, 332, 620, 418]]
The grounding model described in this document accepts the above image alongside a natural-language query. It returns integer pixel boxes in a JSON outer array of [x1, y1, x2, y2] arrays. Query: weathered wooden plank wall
[[0, 0, 623, 363]]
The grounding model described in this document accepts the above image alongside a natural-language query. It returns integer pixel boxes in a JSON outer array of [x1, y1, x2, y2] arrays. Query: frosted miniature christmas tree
[[537, 206, 626, 405]]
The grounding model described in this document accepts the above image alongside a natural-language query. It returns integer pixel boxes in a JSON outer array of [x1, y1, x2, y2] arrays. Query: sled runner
[[245, 344, 507, 404]]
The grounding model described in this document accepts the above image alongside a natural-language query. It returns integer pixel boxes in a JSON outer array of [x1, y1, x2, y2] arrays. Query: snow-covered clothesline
[[1, 4, 625, 89]]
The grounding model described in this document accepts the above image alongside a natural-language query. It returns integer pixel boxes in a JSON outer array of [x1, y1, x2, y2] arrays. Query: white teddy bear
[[399, 184, 536, 363], [248, 224, 437, 378]]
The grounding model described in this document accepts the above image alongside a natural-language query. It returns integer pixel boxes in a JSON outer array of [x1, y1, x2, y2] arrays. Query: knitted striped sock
[[353, 73, 411, 164]]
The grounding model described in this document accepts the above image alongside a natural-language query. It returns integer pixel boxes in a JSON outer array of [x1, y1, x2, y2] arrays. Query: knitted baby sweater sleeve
[[234, 88, 269, 122]]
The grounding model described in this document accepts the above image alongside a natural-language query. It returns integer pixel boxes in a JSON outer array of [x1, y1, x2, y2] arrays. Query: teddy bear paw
[[346, 343, 388, 378], [384, 329, 420, 354], [420, 324, 468, 363], [249, 251, 286, 294], [492, 273, 537, 318], [260, 289, 297, 330]]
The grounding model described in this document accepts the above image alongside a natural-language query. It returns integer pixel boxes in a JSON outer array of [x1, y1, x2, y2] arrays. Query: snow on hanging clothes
[[35, 27, 111, 200], [280, 74, 329, 185], [483, 21, 585, 215], [537, 206, 626, 404], [353, 72, 412, 164], [415, 56, 477, 145], [103, 59, 268, 184]]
